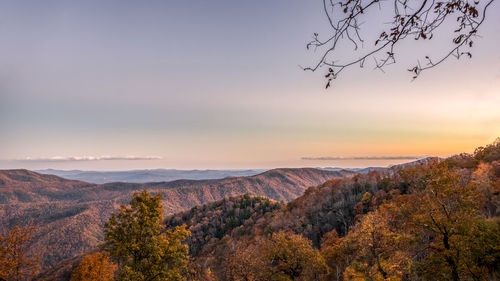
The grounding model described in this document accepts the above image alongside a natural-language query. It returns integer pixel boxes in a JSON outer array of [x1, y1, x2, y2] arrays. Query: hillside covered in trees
[[0, 168, 348, 270], [166, 140, 500, 280]]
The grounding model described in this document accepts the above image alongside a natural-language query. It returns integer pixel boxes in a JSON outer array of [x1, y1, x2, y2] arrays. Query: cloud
[[16, 156, 163, 162], [301, 156, 423, 161]]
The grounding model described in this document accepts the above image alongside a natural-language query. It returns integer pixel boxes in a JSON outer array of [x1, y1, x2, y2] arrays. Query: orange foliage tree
[[226, 231, 329, 281], [0, 225, 40, 281], [70, 252, 116, 281]]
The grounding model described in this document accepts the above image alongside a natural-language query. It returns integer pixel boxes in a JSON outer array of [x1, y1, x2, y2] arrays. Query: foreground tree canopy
[[305, 0, 496, 87], [321, 165, 500, 280], [103, 190, 190, 281]]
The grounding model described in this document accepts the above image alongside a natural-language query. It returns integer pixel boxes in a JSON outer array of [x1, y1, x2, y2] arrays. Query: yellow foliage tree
[[391, 163, 500, 281], [321, 209, 410, 281], [321, 160, 500, 281]]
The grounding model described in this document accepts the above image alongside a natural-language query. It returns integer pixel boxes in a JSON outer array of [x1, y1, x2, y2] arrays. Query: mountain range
[[0, 168, 353, 270], [35, 165, 406, 184], [35, 169, 267, 184]]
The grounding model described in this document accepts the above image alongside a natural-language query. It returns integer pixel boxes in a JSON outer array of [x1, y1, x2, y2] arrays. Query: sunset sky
[[0, 0, 499, 170]]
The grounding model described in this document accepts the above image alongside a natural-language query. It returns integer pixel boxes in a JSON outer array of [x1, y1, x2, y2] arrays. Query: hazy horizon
[[1, 0, 499, 170], [2, 156, 429, 171]]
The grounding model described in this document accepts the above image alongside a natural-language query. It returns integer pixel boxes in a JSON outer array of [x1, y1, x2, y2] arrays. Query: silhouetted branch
[[304, 0, 495, 88]]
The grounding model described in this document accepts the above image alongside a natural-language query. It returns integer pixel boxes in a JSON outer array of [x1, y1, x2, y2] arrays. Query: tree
[[321, 209, 410, 281], [391, 163, 500, 281], [304, 0, 496, 87], [320, 159, 500, 280], [320, 230, 350, 281], [0, 225, 40, 281], [226, 231, 329, 281], [70, 252, 117, 281], [185, 259, 215, 281], [103, 190, 190, 281], [474, 137, 500, 163]]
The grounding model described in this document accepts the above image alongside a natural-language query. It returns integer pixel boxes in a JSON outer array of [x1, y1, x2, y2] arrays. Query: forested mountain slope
[[13, 140, 500, 281], [0, 168, 348, 269], [163, 142, 500, 281]]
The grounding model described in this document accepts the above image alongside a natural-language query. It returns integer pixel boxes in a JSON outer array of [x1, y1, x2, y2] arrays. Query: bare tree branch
[[304, 0, 495, 88]]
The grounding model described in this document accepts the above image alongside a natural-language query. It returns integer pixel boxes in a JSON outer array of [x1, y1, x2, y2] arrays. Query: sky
[[0, 0, 499, 170]]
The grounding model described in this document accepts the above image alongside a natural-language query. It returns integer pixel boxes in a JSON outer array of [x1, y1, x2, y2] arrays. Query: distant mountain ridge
[[36, 168, 267, 184], [0, 168, 352, 269], [36, 165, 395, 184]]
